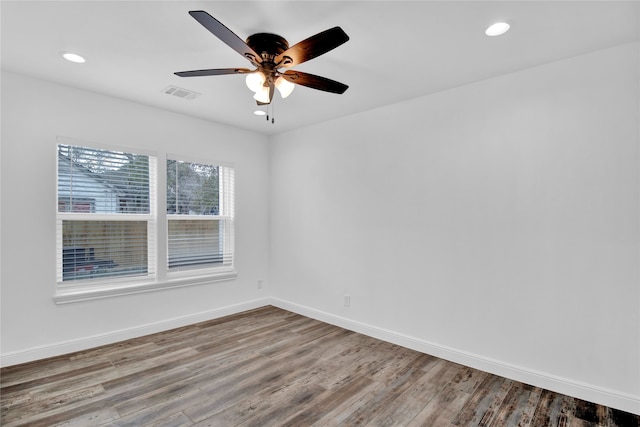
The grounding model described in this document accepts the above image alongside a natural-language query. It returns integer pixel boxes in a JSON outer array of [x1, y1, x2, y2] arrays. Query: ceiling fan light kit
[[174, 10, 350, 116], [274, 76, 295, 98], [245, 71, 266, 92], [253, 85, 271, 103]]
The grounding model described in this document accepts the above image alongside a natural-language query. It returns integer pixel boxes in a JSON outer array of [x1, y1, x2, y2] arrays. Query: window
[[55, 140, 236, 303], [166, 157, 234, 274], [56, 144, 156, 286]]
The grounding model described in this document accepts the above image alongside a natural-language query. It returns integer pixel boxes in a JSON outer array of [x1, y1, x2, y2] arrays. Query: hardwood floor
[[1, 306, 638, 426]]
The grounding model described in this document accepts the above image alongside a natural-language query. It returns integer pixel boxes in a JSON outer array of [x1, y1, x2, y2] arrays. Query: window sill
[[53, 269, 237, 304]]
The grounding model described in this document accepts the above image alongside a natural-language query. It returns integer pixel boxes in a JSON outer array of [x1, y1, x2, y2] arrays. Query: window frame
[[54, 138, 237, 304], [165, 154, 236, 281]]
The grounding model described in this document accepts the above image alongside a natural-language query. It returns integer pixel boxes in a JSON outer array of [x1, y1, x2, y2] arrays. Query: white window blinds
[[166, 158, 234, 272], [56, 144, 156, 284]]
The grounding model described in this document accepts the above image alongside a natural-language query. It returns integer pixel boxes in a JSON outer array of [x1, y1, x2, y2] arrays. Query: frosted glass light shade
[[275, 77, 295, 98], [245, 72, 266, 92], [253, 86, 271, 103]]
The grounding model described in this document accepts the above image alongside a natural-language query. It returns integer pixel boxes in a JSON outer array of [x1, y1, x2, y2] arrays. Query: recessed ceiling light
[[485, 22, 510, 37], [254, 110, 266, 116], [61, 52, 86, 63]]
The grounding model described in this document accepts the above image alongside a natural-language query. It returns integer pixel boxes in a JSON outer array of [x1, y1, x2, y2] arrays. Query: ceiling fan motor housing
[[246, 33, 290, 65]]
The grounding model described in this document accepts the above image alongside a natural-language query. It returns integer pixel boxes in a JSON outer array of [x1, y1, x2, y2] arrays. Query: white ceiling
[[2, 1, 638, 136]]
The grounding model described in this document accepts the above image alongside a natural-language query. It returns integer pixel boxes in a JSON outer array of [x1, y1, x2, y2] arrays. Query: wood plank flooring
[[1, 306, 638, 426]]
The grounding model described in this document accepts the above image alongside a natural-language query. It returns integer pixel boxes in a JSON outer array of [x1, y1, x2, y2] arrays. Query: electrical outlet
[[257, 280, 263, 289], [344, 294, 351, 307]]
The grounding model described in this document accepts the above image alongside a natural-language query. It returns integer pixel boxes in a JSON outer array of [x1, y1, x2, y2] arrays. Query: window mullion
[[156, 154, 168, 281]]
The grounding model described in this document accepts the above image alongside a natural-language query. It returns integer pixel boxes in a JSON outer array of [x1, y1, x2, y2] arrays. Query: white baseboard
[[0, 298, 270, 368], [269, 297, 640, 416], [2, 296, 638, 415]]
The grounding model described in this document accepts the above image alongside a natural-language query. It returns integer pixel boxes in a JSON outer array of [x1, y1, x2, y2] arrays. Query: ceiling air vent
[[162, 85, 201, 100]]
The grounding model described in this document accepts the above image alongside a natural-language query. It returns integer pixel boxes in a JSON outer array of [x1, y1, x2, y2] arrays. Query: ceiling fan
[[174, 10, 350, 106]]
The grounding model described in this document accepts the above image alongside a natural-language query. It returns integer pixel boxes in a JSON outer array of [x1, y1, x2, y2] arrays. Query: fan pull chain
[[265, 102, 275, 124]]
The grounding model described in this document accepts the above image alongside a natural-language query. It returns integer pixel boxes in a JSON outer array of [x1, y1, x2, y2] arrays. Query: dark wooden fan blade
[[174, 68, 252, 77], [281, 70, 349, 94], [275, 27, 349, 68], [188, 10, 261, 65]]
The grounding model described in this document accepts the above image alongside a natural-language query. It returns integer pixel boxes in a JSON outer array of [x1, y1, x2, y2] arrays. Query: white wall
[[1, 42, 638, 414], [269, 42, 639, 412], [0, 71, 270, 362]]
